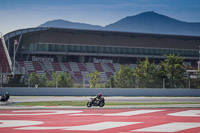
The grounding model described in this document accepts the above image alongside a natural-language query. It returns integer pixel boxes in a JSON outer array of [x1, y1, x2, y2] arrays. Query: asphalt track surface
[[6, 96, 200, 103], [1, 96, 200, 108], [0, 97, 200, 132], [0, 108, 200, 133]]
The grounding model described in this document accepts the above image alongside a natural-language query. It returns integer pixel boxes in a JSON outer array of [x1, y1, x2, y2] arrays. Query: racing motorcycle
[[0, 92, 10, 102], [87, 97, 105, 107]]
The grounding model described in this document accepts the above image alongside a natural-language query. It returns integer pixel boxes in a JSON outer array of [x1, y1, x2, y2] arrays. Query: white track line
[[133, 122, 200, 132]]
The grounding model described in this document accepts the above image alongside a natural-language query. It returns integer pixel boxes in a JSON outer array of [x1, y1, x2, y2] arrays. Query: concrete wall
[[0, 87, 200, 96]]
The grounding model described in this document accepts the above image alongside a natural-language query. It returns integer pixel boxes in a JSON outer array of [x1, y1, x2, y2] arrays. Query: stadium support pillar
[[198, 46, 200, 71], [189, 77, 190, 89], [163, 78, 165, 89], [8, 37, 10, 53], [79, 56, 85, 63], [83, 77, 85, 88], [28, 77, 31, 88], [12, 34, 22, 77], [0, 67, 2, 88], [15, 34, 22, 55], [13, 40, 16, 77], [56, 72, 58, 88]]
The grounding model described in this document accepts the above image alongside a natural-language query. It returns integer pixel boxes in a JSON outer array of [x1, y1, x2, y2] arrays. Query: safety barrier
[[0, 88, 200, 96]]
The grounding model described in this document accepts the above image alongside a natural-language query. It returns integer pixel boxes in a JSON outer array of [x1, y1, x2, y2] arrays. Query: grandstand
[[1, 27, 200, 84]]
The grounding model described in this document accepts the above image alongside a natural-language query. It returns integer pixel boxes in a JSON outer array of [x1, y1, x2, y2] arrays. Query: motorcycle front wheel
[[87, 102, 92, 107], [99, 101, 105, 107]]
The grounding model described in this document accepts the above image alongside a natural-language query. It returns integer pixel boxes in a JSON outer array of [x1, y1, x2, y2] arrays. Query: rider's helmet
[[5, 92, 9, 96], [97, 93, 102, 98]]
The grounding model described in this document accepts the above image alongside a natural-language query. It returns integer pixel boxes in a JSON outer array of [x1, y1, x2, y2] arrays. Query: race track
[[0, 108, 200, 133], [5, 96, 200, 103]]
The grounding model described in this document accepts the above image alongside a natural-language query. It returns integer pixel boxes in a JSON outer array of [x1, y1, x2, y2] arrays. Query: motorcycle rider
[[87, 93, 105, 107], [92, 93, 103, 103], [96, 93, 102, 100], [0, 92, 10, 102]]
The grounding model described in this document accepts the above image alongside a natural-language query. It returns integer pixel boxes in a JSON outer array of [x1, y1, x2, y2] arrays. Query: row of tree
[[26, 54, 199, 88], [93, 54, 198, 88], [29, 72, 73, 87]]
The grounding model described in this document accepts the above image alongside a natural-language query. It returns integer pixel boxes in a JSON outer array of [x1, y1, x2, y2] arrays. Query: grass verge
[[15, 101, 200, 106]]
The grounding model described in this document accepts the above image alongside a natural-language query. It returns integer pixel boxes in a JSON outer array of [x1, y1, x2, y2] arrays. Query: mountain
[[105, 11, 200, 36], [39, 12, 200, 36], [39, 19, 103, 30]]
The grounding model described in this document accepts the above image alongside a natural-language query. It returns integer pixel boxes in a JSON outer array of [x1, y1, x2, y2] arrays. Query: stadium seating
[[99, 72, 108, 81], [94, 63, 104, 72], [86, 63, 96, 72], [18, 61, 25, 68], [113, 63, 120, 71], [46, 72, 52, 80], [62, 62, 71, 71], [82, 71, 90, 81], [0, 38, 11, 73], [77, 63, 87, 71], [69, 62, 80, 71], [130, 64, 137, 69], [106, 72, 113, 79], [42, 61, 54, 71], [15, 59, 138, 83], [73, 71, 83, 81], [106, 63, 116, 72], [24, 61, 35, 74], [52, 62, 62, 71], [33, 61, 43, 71]]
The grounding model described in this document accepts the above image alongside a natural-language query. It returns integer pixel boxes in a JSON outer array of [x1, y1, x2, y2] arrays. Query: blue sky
[[0, 0, 200, 34]]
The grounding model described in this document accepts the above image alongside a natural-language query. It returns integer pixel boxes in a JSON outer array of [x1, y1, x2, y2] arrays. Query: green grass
[[16, 101, 86, 106], [15, 101, 200, 106], [105, 102, 200, 105]]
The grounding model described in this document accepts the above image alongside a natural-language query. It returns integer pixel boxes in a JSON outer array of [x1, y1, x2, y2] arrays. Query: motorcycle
[[0, 92, 10, 102], [87, 97, 105, 107]]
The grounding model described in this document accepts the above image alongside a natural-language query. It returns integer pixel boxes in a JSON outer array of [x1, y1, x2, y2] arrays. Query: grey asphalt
[[5, 96, 200, 103], [0, 96, 200, 109]]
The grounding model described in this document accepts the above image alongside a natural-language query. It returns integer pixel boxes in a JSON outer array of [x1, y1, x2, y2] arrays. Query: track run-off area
[[0, 108, 200, 133]]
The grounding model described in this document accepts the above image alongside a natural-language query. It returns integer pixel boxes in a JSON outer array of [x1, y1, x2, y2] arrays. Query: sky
[[0, 0, 200, 35]]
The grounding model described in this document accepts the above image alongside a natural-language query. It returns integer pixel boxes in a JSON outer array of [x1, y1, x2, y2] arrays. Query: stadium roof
[[4, 27, 200, 41], [3, 27, 200, 50]]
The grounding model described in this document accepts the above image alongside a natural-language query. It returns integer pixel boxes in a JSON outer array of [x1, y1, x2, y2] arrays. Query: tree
[[112, 65, 135, 88], [197, 70, 200, 88], [105, 76, 114, 88], [29, 73, 47, 87], [159, 54, 186, 88], [49, 72, 73, 87], [29, 73, 40, 87], [58, 72, 73, 87], [88, 71, 100, 88], [39, 74, 48, 87], [133, 57, 160, 88]]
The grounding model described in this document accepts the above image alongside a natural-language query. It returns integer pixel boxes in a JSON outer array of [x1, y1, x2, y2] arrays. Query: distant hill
[[39, 19, 103, 30], [105, 11, 200, 36], [39, 11, 200, 36]]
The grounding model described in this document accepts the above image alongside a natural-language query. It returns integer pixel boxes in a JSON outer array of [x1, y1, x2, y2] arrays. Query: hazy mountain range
[[39, 11, 200, 36]]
